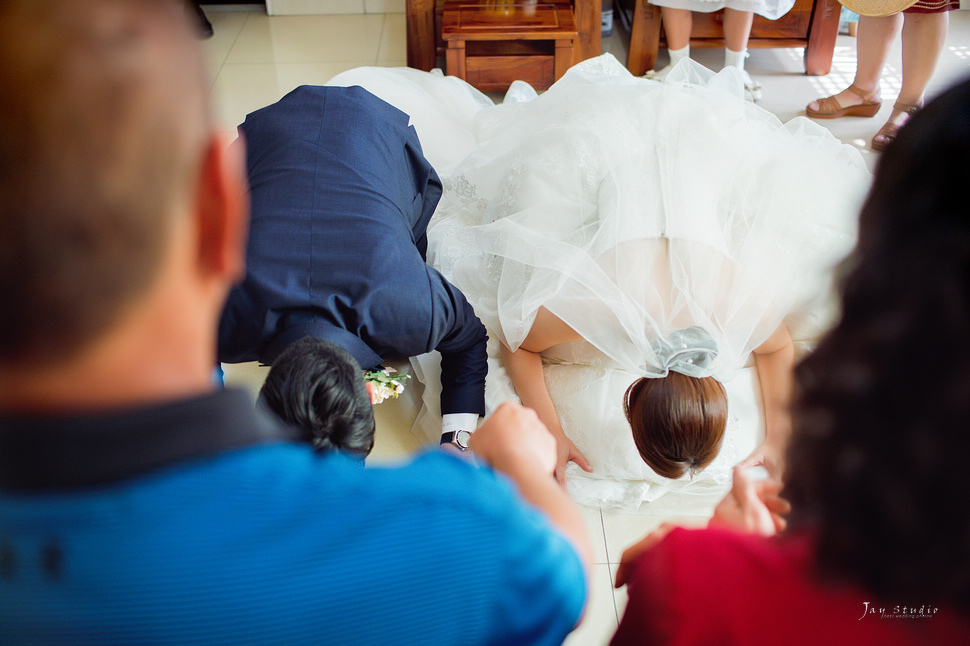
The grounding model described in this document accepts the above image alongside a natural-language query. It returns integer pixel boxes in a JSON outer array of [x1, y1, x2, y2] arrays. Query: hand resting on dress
[[499, 308, 594, 485]]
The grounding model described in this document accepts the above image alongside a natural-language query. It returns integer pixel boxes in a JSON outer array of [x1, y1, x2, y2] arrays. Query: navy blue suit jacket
[[218, 85, 487, 416]]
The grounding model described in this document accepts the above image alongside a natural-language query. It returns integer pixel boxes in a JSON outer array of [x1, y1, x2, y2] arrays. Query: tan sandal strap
[[814, 94, 845, 113], [848, 84, 879, 104], [875, 121, 900, 139], [893, 101, 921, 115]]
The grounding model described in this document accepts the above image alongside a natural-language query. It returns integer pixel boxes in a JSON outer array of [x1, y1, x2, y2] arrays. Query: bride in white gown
[[327, 54, 871, 510]]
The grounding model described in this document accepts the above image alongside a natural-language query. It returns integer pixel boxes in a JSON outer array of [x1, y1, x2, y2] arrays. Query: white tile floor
[[208, 7, 970, 644]]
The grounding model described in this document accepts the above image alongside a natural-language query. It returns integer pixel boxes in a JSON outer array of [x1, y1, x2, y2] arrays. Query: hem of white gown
[[647, 0, 797, 20]]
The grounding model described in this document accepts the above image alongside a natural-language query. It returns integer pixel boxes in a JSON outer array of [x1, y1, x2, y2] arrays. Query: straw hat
[[839, 0, 919, 17]]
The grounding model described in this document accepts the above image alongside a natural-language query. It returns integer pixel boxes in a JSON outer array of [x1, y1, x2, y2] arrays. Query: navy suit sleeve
[[426, 266, 488, 416]]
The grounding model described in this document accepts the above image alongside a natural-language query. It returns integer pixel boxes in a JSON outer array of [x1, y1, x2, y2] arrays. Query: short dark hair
[[259, 337, 376, 460], [0, 0, 208, 366], [624, 373, 727, 479], [785, 76, 970, 614]]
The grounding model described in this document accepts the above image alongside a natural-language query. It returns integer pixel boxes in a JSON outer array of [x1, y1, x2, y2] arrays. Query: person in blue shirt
[[0, 2, 590, 644]]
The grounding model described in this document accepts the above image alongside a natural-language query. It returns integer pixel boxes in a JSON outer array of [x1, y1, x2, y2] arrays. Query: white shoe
[[741, 70, 762, 102], [644, 64, 674, 82]]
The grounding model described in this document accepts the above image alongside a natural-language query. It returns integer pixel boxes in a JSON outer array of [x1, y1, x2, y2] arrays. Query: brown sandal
[[871, 101, 922, 152], [805, 84, 882, 119]]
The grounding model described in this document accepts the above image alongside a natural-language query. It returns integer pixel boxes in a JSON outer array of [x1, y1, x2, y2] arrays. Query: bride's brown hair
[[623, 373, 727, 479]]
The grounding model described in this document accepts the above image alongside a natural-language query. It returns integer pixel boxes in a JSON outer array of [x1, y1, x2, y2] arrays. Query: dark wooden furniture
[[621, 0, 841, 77], [442, 3, 578, 91], [407, 0, 600, 72]]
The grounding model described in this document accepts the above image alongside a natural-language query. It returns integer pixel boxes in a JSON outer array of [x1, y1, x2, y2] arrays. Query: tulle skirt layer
[[329, 55, 872, 509]]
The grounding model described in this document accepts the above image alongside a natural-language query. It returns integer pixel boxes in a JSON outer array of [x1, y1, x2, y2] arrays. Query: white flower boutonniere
[[363, 367, 410, 404]]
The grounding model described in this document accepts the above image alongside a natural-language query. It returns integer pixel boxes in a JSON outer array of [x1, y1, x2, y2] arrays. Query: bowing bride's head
[[623, 373, 727, 479]]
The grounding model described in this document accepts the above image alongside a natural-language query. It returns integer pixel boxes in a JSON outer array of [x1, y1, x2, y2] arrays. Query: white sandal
[[741, 70, 762, 102], [644, 64, 674, 82]]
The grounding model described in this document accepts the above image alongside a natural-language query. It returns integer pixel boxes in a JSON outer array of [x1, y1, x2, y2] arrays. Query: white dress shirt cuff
[[441, 413, 481, 437]]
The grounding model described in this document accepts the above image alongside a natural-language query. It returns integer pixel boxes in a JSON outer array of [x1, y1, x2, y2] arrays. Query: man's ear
[[194, 132, 249, 284]]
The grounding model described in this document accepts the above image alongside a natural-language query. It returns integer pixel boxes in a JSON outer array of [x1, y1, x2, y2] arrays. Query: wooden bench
[[620, 0, 842, 77], [442, 2, 578, 92]]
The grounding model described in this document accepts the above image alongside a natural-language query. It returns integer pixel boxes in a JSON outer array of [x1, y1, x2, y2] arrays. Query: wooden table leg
[[627, 0, 660, 76], [407, 0, 437, 71], [804, 0, 840, 75], [445, 41, 466, 80], [573, 0, 602, 62], [555, 38, 575, 78]]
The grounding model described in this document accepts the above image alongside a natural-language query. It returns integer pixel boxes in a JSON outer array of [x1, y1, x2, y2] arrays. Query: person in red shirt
[[613, 74, 970, 645]]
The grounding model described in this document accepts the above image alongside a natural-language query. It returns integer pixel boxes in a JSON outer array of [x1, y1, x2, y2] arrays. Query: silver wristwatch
[[440, 429, 472, 451]]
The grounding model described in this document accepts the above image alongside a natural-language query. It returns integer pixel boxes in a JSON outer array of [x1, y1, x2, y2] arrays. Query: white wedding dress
[[649, 0, 795, 22], [328, 55, 872, 510]]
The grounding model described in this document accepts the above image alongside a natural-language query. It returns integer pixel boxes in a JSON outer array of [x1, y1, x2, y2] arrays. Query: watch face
[[455, 430, 472, 450]]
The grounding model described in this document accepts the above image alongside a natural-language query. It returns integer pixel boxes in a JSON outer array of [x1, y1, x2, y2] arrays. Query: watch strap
[[440, 430, 471, 450], [440, 431, 458, 445]]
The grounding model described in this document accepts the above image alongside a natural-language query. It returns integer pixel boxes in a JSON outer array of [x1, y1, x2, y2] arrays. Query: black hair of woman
[[785, 75, 970, 614]]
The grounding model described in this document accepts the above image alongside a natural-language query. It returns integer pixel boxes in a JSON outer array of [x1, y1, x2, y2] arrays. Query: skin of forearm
[[500, 343, 567, 438], [753, 326, 794, 447]]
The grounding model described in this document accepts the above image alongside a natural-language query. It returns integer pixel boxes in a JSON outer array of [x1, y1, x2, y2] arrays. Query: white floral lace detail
[[443, 173, 487, 211], [576, 54, 627, 78], [489, 157, 524, 222]]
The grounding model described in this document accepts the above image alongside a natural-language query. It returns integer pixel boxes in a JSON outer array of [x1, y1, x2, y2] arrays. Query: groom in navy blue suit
[[218, 85, 487, 435]]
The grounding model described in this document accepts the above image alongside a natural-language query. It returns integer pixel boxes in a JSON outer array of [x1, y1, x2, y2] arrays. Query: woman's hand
[[709, 465, 790, 536], [552, 431, 592, 485], [737, 440, 785, 481], [614, 522, 676, 588], [500, 337, 592, 485]]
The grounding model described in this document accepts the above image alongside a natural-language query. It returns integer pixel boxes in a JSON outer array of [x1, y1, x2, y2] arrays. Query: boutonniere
[[363, 367, 410, 404]]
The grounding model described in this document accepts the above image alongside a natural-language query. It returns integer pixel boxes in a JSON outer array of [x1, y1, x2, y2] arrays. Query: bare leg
[[661, 7, 693, 50], [807, 13, 901, 112], [873, 11, 949, 147], [899, 11, 949, 105], [649, 7, 692, 76], [722, 9, 759, 98], [722, 8, 753, 53]]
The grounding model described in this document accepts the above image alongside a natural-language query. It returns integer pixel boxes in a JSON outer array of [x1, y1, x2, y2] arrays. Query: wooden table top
[[442, 3, 577, 40]]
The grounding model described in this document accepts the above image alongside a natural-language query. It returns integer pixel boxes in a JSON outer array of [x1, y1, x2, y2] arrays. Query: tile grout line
[[597, 506, 625, 628], [209, 12, 252, 92], [597, 506, 611, 564], [375, 13, 385, 67]]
